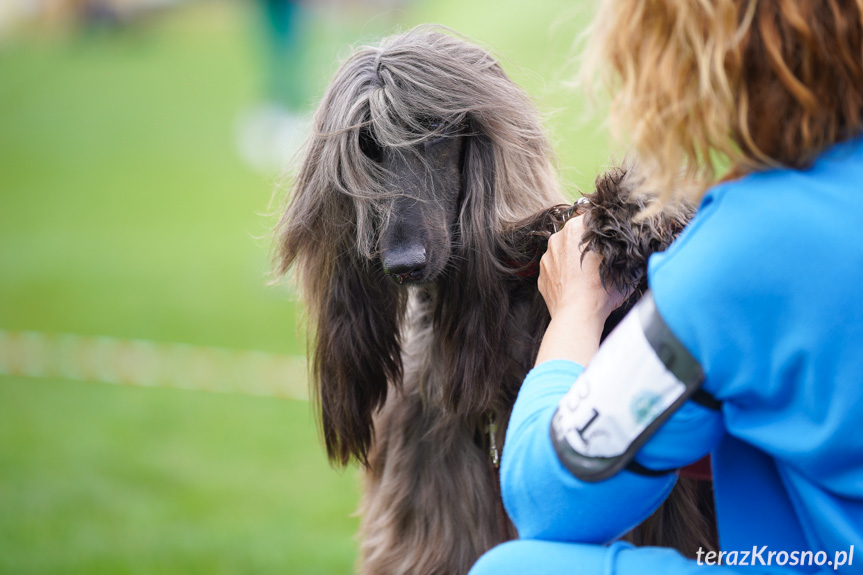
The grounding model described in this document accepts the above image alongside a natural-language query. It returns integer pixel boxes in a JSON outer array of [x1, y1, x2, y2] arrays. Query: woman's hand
[[539, 215, 627, 321], [535, 215, 627, 366]]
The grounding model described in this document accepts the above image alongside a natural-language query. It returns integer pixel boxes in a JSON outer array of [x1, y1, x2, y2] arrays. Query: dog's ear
[[314, 250, 405, 467], [278, 194, 405, 466]]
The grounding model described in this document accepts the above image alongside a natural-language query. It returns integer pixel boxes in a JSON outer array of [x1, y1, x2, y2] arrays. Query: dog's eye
[[427, 126, 466, 150], [359, 129, 383, 163], [418, 116, 445, 134]]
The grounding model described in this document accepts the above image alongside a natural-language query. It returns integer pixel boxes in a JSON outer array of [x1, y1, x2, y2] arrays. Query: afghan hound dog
[[275, 27, 714, 575]]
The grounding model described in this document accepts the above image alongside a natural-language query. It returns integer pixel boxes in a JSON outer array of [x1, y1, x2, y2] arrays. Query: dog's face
[[361, 121, 465, 285]]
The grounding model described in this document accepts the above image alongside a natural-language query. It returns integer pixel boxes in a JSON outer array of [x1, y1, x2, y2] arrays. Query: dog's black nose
[[382, 247, 427, 284]]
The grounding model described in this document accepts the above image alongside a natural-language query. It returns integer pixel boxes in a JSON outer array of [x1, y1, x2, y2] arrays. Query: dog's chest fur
[[358, 282, 539, 575]]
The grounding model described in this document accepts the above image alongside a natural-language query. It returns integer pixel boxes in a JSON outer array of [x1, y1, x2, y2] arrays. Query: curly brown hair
[[582, 0, 863, 201]]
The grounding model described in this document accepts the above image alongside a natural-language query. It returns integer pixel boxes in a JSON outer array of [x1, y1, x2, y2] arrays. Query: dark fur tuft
[[581, 165, 694, 298]]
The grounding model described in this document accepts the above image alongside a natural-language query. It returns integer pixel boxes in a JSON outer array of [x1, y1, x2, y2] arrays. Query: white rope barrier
[[0, 329, 309, 400]]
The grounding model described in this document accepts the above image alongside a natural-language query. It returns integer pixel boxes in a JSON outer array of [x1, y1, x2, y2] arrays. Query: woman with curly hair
[[471, 1, 863, 573]]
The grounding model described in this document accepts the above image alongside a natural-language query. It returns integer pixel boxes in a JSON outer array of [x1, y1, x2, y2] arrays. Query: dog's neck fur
[[400, 285, 442, 407], [393, 262, 548, 459]]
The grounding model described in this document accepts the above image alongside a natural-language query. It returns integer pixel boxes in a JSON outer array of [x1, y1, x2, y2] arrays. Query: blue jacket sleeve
[[502, 345, 725, 543], [501, 360, 678, 543]]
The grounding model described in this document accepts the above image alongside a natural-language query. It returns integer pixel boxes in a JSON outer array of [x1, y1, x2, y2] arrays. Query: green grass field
[[0, 1, 610, 572]]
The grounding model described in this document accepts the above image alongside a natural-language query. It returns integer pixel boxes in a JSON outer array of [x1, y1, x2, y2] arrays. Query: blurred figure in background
[[236, 0, 312, 173], [236, 0, 412, 173], [0, 0, 184, 34]]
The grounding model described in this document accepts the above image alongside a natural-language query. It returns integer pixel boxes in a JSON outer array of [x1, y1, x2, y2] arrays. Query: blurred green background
[[0, 0, 611, 572]]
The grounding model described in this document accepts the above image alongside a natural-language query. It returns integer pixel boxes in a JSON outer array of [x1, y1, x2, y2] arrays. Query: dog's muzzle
[[382, 246, 427, 284]]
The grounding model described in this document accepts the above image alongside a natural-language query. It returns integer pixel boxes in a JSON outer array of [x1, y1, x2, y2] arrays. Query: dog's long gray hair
[[275, 27, 562, 466]]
